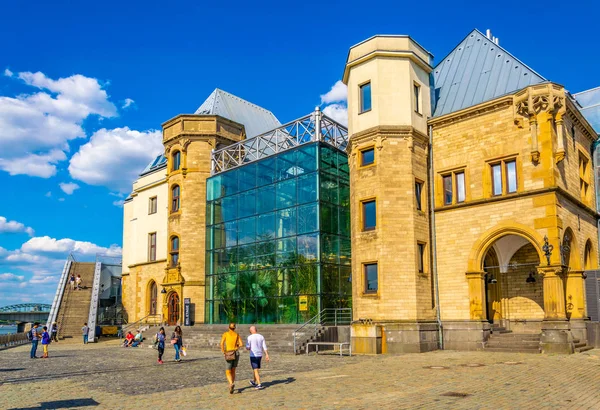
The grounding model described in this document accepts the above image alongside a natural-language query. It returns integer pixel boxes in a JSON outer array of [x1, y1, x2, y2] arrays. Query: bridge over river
[[0, 303, 51, 323]]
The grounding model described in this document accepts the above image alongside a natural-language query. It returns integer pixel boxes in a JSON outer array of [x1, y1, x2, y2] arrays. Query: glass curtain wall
[[205, 142, 351, 324]]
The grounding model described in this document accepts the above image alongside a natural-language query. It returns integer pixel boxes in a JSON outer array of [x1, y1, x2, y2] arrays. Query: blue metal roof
[[432, 29, 546, 117], [574, 87, 600, 134], [195, 88, 281, 138]]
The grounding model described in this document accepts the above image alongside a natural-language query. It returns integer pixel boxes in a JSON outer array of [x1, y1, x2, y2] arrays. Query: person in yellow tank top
[[220, 322, 243, 394]]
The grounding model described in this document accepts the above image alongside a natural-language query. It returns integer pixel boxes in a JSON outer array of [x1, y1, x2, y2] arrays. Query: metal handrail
[[293, 308, 352, 354], [86, 259, 103, 342], [121, 314, 163, 336]]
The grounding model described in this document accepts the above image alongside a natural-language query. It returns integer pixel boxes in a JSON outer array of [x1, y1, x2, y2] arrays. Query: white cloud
[[122, 98, 135, 109], [320, 81, 347, 104], [323, 103, 348, 126], [0, 70, 117, 178], [45, 191, 52, 197], [0, 272, 25, 281], [113, 200, 125, 207], [59, 182, 80, 195], [69, 127, 163, 192], [0, 216, 35, 236], [4, 68, 13, 77], [20, 236, 122, 257]]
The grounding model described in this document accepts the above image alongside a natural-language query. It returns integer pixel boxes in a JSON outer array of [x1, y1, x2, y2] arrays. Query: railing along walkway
[[293, 308, 351, 354]]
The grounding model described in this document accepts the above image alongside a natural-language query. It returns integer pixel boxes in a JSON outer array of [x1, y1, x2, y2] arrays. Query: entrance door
[[168, 292, 180, 325]]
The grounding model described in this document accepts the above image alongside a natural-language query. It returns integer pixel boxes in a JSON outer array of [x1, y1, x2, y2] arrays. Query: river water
[[0, 325, 18, 335]]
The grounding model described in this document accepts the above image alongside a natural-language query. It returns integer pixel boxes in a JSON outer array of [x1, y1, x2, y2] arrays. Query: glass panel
[[215, 273, 237, 300], [321, 203, 337, 234], [339, 237, 351, 266], [238, 244, 256, 271], [206, 175, 222, 201], [322, 264, 339, 294], [213, 224, 225, 249], [276, 208, 296, 238], [415, 181, 423, 210], [221, 195, 238, 222], [256, 157, 277, 187], [225, 221, 237, 247], [256, 240, 276, 269], [339, 183, 350, 207], [506, 161, 517, 193], [456, 172, 465, 203], [238, 190, 256, 218], [172, 151, 180, 171], [237, 217, 256, 245], [297, 233, 319, 263], [221, 169, 238, 197], [298, 295, 319, 323], [320, 173, 339, 204], [362, 200, 376, 230], [297, 172, 318, 204], [418, 244, 425, 272], [277, 267, 294, 296], [339, 208, 351, 237], [321, 234, 339, 264], [276, 238, 297, 266], [205, 226, 214, 251], [256, 297, 278, 324], [237, 297, 257, 324], [492, 164, 502, 195], [276, 150, 297, 181], [296, 144, 318, 173], [296, 264, 318, 295], [238, 162, 257, 192], [338, 151, 350, 181], [360, 82, 372, 112], [256, 269, 280, 299], [443, 175, 453, 205], [171, 236, 179, 251], [297, 203, 318, 234], [364, 263, 378, 293], [210, 248, 237, 274], [276, 179, 297, 209], [237, 271, 256, 299], [340, 266, 352, 295], [361, 148, 374, 166], [257, 212, 276, 242], [320, 146, 338, 176], [256, 185, 276, 214]]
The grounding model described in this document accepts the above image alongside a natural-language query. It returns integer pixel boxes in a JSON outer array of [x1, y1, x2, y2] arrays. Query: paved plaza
[[1, 340, 600, 409]]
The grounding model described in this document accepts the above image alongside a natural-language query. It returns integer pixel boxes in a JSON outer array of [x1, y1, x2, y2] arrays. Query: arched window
[[172, 151, 181, 171], [584, 240, 593, 270], [170, 236, 180, 267], [171, 185, 180, 212], [149, 281, 157, 315]]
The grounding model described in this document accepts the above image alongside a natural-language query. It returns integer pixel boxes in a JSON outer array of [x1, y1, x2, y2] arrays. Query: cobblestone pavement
[[1, 340, 600, 409]]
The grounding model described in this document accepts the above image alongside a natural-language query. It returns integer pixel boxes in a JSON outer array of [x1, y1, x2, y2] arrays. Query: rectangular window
[[360, 82, 372, 113], [443, 175, 453, 205], [148, 233, 156, 262], [492, 164, 502, 196], [364, 263, 378, 293], [148, 196, 157, 214], [455, 172, 465, 203], [415, 180, 423, 211], [360, 147, 375, 167], [362, 199, 376, 231], [506, 161, 517, 193], [417, 243, 425, 273], [414, 83, 421, 114]]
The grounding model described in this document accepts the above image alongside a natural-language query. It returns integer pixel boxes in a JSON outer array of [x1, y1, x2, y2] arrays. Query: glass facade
[[205, 142, 351, 324]]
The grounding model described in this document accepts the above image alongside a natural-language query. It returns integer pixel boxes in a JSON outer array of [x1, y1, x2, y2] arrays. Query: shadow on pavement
[[0, 368, 25, 372], [237, 377, 296, 393], [9, 398, 99, 410]]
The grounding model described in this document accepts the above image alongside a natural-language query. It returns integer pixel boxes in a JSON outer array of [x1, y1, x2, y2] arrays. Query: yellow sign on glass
[[299, 295, 308, 311]]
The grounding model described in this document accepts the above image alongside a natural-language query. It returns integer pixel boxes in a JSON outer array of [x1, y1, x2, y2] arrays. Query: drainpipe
[[429, 123, 443, 349]]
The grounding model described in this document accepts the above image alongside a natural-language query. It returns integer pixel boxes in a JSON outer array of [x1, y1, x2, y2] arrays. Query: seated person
[[132, 331, 143, 347], [123, 331, 135, 347]]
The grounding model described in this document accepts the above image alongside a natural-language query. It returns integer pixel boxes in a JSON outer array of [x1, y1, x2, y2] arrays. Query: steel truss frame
[[211, 108, 348, 175]]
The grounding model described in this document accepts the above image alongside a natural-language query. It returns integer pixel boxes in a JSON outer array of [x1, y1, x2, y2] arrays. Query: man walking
[[30, 322, 41, 359], [82, 323, 89, 344], [220, 322, 243, 394], [246, 325, 270, 390]]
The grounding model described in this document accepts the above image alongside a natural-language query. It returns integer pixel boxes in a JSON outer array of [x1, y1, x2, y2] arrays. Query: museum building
[[122, 28, 600, 354]]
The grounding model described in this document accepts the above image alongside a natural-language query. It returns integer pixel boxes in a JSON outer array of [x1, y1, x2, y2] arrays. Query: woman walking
[[156, 327, 166, 364], [171, 326, 183, 362]]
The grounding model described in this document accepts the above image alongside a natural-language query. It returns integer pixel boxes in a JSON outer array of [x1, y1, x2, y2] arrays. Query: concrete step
[[484, 346, 540, 353], [575, 346, 594, 353]]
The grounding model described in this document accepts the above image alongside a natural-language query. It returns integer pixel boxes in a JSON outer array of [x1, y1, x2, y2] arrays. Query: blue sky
[[1, 0, 598, 305]]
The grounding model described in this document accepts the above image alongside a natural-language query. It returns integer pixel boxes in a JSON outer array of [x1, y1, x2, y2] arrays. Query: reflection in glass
[[492, 164, 502, 195], [443, 175, 452, 205], [456, 172, 465, 203], [506, 161, 517, 193]]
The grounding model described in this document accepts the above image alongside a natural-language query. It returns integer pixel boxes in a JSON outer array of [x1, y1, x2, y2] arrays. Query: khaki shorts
[[226, 352, 239, 370]]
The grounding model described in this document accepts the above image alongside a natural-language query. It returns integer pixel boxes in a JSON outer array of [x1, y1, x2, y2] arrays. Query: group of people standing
[[69, 273, 83, 290], [29, 322, 58, 359], [153, 325, 183, 363]]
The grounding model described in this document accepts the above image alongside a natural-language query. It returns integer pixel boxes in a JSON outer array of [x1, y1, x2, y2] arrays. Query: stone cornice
[[127, 259, 167, 269], [349, 125, 428, 144], [343, 50, 432, 83], [428, 96, 513, 127]]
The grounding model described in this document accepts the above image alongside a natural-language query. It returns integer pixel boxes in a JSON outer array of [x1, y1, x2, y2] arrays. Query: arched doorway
[[481, 234, 543, 332], [167, 292, 180, 325], [148, 281, 157, 316]]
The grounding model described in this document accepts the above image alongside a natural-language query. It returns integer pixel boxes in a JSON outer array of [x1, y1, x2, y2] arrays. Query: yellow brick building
[[122, 29, 599, 354]]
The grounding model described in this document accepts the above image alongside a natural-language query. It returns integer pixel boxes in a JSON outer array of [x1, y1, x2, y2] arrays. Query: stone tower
[[161, 115, 245, 325], [343, 36, 438, 353]]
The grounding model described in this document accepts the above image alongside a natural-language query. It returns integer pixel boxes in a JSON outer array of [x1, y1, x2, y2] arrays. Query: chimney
[[485, 29, 500, 45]]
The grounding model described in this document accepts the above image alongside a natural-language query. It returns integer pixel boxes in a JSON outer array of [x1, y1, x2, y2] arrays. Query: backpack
[[27, 329, 33, 341]]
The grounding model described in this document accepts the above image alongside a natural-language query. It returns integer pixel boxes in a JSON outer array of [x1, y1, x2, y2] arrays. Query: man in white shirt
[[246, 325, 270, 390]]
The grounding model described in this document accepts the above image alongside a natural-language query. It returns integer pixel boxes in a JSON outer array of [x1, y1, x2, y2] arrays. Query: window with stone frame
[[172, 151, 181, 171], [489, 158, 517, 197], [441, 169, 466, 205], [148, 232, 157, 262], [148, 196, 157, 214], [579, 151, 591, 204], [170, 236, 180, 267], [363, 262, 378, 294], [171, 185, 180, 212]]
